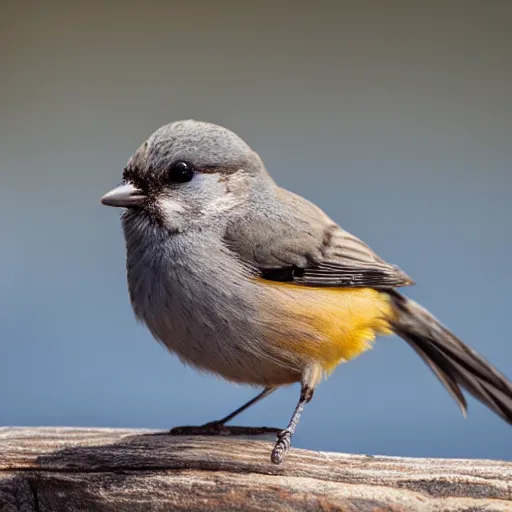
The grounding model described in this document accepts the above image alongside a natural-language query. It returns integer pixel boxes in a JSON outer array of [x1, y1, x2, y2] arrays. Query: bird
[[101, 119, 512, 464]]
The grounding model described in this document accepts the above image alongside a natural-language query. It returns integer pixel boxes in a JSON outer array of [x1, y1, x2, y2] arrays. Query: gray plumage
[[102, 119, 512, 442], [118, 120, 411, 385]]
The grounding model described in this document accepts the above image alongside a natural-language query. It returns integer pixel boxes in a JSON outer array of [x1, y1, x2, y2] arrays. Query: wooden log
[[0, 427, 511, 511]]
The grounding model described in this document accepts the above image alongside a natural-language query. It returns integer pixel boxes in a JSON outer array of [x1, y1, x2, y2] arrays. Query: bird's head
[[101, 120, 269, 232]]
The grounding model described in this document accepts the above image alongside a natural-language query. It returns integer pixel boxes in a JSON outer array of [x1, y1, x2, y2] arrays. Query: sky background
[[1, 1, 511, 460]]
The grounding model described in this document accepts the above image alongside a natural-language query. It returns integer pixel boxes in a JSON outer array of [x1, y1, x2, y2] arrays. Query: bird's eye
[[167, 161, 194, 183]]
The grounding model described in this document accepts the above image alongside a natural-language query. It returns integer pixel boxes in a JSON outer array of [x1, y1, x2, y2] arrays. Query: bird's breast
[[123, 223, 302, 385]]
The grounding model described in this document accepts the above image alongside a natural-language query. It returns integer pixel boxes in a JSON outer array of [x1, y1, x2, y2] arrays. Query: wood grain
[[0, 427, 511, 511]]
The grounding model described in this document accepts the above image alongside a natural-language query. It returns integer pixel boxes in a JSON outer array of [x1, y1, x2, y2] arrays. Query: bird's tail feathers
[[388, 291, 512, 425]]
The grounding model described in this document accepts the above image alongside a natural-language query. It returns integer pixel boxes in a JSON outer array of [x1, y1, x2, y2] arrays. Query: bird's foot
[[170, 422, 281, 437], [271, 429, 292, 464]]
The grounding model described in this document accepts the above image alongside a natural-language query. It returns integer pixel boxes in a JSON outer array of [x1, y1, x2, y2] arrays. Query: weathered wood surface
[[0, 427, 511, 511]]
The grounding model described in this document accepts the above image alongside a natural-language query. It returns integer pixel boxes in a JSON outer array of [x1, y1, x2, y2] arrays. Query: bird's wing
[[224, 188, 414, 289], [281, 228, 413, 288]]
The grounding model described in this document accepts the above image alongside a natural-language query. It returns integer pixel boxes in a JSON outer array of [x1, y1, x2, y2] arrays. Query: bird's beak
[[101, 183, 146, 207]]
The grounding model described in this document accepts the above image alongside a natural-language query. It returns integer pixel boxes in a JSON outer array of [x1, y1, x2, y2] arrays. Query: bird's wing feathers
[[290, 228, 414, 288], [224, 187, 413, 289]]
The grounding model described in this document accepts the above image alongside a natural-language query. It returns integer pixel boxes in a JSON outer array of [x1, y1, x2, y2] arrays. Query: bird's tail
[[388, 291, 512, 425]]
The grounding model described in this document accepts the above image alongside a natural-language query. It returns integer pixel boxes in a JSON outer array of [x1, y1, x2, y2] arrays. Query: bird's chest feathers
[[124, 224, 257, 366]]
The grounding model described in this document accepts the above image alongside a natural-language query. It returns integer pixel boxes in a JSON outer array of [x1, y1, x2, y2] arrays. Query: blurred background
[[1, 1, 511, 460]]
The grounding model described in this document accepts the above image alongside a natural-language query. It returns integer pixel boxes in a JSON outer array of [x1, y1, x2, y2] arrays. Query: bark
[[0, 427, 511, 511]]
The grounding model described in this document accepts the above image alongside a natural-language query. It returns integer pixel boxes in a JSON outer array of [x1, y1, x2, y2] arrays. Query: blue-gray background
[[1, 1, 511, 460]]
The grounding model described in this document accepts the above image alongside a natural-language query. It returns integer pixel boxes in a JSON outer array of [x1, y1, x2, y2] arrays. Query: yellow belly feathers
[[260, 280, 395, 374]]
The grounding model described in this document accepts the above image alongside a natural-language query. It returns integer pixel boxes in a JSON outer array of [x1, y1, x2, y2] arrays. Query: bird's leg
[[271, 363, 321, 464], [170, 387, 279, 436], [270, 384, 314, 464], [205, 387, 277, 426]]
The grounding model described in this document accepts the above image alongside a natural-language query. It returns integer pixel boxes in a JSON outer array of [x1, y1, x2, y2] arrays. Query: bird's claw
[[271, 429, 292, 464]]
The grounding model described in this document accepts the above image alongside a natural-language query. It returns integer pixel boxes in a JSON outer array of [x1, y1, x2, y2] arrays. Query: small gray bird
[[101, 120, 512, 464]]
